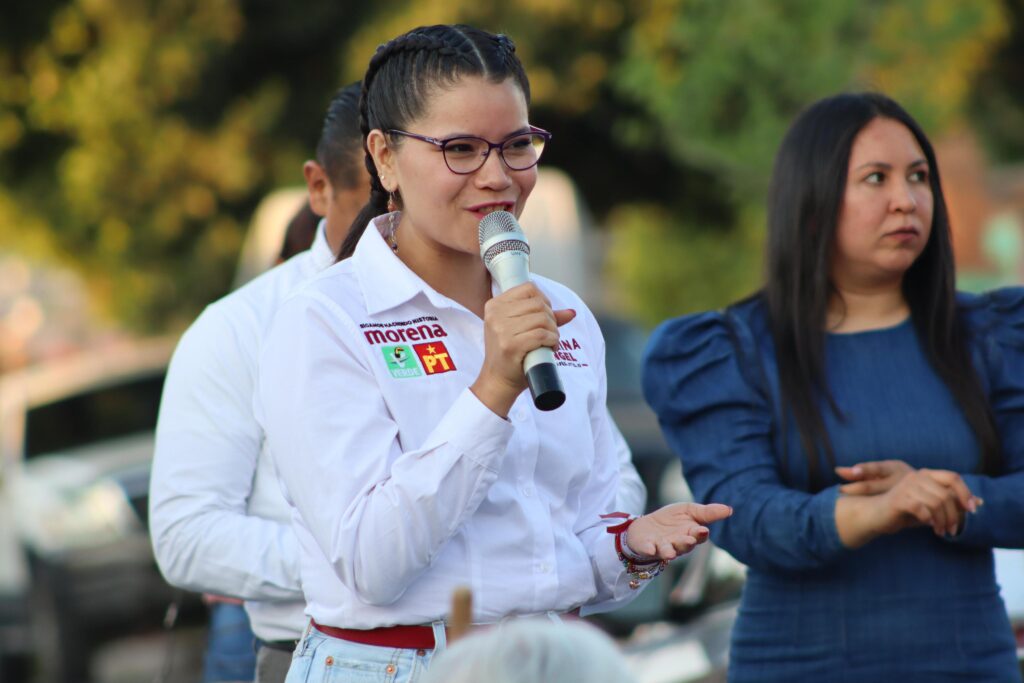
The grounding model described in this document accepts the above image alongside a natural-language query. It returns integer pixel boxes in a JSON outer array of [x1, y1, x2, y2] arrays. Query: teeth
[[478, 206, 506, 214]]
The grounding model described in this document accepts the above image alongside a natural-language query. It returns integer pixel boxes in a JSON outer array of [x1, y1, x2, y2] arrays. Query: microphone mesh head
[[482, 239, 530, 267], [478, 211, 524, 245]]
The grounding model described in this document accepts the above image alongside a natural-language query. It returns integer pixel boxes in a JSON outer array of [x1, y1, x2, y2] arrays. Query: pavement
[[91, 625, 206, 683]]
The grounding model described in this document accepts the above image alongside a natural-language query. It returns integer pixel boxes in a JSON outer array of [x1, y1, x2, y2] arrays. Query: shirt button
[[522, 486, 533, 497], [538, 562, 551, 573]]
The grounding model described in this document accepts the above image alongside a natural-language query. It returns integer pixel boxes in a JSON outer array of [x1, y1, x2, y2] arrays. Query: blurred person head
[[421, 619, 637, 683], [277, 201, 321, 263], [763, 92, 999, 485], [339, 24, 539, 261], [303, 82, 368, 253]]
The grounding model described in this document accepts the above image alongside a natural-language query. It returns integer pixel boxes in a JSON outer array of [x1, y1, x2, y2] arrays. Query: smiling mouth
[[470, 204, 513, 215]]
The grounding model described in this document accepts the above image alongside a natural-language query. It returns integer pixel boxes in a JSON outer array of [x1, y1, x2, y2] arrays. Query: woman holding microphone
[[255, 24, 730, 683]]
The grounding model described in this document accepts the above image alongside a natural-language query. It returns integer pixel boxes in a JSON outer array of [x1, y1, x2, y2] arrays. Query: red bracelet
[[602, 513, 666, 589]]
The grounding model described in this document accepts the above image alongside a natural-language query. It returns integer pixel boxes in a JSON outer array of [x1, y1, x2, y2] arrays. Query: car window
[[24, 373, 166, 459]]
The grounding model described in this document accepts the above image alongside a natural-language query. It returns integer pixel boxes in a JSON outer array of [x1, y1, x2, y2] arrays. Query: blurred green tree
[[968, 0, 1024, 163], [0, 0, 382, 330], [0, 0, 1018, 331], [608, 0, 1008, 322]]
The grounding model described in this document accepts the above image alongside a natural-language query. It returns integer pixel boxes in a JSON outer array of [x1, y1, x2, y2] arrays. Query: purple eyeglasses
[[386, 126, 552, 175]]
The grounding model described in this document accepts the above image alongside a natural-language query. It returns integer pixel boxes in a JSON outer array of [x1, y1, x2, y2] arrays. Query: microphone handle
[[488, 253, 566, 411], [523, 346, 565, 411]]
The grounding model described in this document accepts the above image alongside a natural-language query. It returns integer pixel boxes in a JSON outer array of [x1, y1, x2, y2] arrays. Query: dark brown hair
[[338, 25, 530, 260], [763, 92, 1000, 488]]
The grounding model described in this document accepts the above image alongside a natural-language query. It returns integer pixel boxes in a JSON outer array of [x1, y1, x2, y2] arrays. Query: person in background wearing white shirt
[[149, 83, 367, 683], [254, 24, 732, 683]]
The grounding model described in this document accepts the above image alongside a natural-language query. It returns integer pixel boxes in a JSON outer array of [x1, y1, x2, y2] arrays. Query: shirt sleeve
[[610, 416, 648, 517], [254, 291, 514, 607], [565, 309, 643, 614], [641, 310, 848, 573], [949, 287, 1024, 549], [149, 307, 302, 601]]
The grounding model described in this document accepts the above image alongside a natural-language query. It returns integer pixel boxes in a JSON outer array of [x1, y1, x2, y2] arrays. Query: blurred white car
[[0, 338, 178, 681]]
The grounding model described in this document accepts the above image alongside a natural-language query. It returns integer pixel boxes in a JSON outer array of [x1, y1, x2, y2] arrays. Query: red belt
[[312, 620, 441, 649], [312, 609, 580, 650]]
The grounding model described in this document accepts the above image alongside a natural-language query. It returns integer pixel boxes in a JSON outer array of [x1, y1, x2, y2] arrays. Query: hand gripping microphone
[[478, 211, 566, 411]]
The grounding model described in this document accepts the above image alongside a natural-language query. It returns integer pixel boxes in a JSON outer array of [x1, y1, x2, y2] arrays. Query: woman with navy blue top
[[643, 93, 1023, 682]]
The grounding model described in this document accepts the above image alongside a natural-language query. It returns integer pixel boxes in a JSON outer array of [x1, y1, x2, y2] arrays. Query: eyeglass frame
[[384, 125, 552, 175]]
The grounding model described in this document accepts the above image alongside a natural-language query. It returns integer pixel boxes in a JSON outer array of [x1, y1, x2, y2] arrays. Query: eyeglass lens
[[443, 133, 547, 173]]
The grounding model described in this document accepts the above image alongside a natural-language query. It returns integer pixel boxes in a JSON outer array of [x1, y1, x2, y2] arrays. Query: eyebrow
[[854, 158, 928, 172], [440, 126, 532, 139]]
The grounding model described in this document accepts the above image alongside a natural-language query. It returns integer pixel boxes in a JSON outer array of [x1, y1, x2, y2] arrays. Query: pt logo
[[381, 345, 422, 378], [413, 341, 456, 375]]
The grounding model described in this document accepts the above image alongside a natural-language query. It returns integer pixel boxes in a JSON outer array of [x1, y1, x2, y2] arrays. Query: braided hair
[[338, 25, 530, 260], [316, 82, 364, 191]]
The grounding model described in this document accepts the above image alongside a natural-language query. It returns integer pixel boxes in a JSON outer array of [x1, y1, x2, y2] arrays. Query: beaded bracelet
[[602, 513, 667, 590]]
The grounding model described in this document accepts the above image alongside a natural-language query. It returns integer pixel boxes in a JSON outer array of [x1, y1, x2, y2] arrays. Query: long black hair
[[337, 24, 530, 260], [764, 92, 1001, 488], [316, 82, 364, 191]]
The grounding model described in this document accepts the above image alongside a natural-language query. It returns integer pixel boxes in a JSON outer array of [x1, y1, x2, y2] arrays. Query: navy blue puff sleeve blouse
[[642, 290, 1024, 682]]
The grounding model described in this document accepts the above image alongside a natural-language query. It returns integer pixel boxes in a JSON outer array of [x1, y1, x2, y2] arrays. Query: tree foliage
[[607, 0, 1009, 321], [0, 0, 1019, 331], [0, 0, 379, 330]]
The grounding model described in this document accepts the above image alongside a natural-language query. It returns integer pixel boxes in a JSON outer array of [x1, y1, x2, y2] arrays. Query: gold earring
[[387, 212, 399, 252]]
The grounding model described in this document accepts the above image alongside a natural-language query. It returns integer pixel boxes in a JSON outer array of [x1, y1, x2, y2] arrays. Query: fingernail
[[852, 466, 863, 476], [967, 500, 977, 513]]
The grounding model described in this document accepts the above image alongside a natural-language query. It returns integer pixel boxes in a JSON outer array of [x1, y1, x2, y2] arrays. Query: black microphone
[[478, 211, 566, 411]]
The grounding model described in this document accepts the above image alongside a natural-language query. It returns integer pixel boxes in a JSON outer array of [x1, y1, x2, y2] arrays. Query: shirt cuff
[[420, 388, 514, 473], [942, 473, 980, 544], [580, 527, 651, 616], [812, 484, 848, 560]]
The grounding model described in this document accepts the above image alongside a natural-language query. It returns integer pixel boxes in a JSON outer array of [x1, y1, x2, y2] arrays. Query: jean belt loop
[[545, 610, 563, 625], [430, 620, 448, 653]]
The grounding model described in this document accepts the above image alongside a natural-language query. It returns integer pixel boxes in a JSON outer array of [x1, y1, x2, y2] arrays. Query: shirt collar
[[309, 218, 336, 273], [353, 212, 458, 316]]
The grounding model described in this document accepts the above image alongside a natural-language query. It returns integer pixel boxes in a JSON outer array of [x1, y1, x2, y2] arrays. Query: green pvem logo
[[382, 345, 422, 378]]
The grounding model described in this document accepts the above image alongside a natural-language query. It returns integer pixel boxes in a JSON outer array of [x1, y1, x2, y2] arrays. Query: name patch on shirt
[[381, 345, 423, 378], [414, 342, 456, 375], [555, 337, 588, 368], [360, 316, 448, 346]]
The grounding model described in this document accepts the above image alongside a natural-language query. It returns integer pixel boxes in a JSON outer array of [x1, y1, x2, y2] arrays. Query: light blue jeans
[[284, 621, 447, 683], [203, 601, 257, 683]]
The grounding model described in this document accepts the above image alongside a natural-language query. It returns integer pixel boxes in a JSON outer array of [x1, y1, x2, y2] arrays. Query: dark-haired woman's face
[[384, 76, 536, 260], [831, 117, 934, 290]]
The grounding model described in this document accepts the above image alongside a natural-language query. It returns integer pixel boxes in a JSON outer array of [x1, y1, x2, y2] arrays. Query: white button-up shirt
[[254, 215, 646, 629], [150, 223, 336, 641]]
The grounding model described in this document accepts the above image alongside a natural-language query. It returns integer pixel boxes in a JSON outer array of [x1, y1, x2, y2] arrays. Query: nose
[[891, 178, 917, 213], [473, 148, 513, 190]]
